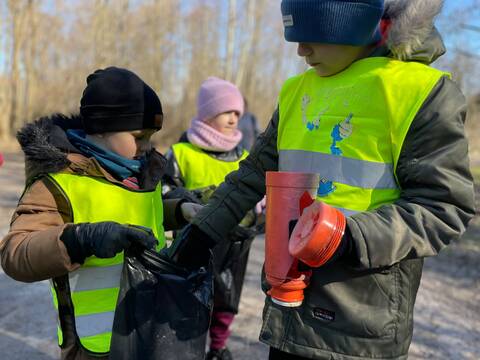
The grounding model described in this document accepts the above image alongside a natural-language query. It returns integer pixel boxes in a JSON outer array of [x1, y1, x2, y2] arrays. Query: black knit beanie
[[80, 67, 163, 134]]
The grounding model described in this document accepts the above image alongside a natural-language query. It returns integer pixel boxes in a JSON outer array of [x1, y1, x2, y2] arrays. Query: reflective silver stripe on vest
[[69, 264, 122, 292], [75, 311, 115, 338], [334, 207, 359, 217], [279, 150, 398, 189]]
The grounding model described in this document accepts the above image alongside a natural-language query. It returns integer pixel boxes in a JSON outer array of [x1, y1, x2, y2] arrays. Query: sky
[[438, 0, 480, 54]]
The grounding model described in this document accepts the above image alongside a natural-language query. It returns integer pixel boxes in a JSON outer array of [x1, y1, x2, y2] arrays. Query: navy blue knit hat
[[281, 0, 384, 46]]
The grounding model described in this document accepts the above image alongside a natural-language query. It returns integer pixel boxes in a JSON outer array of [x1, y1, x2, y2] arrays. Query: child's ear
[[154, 114, 163, 129]]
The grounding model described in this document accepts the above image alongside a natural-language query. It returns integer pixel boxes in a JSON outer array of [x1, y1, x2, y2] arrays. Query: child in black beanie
[[1, 67, 200, 360]]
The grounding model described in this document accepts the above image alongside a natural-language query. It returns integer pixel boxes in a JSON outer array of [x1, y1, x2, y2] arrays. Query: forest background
[[0, 0, 479, 158]]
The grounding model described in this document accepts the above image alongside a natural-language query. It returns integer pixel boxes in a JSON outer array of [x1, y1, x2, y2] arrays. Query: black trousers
[[269, 348, 312, 360]]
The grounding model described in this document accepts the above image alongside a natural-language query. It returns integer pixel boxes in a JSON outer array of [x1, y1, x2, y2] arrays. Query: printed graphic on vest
[[330, 113, 353, 156], [318, 113, 353, 197], [299, 90, 355, 198], [318, 178, 336, 197], [301, 94, 329, 131]]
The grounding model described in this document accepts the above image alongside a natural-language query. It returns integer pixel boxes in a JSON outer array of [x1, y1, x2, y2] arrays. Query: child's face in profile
[[100, 129, 157, 159], [205, 111, 239, 136], [297, 42, 371, 77]]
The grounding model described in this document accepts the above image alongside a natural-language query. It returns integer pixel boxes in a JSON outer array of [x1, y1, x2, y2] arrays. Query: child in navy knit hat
[[173, 1, 475, 359]]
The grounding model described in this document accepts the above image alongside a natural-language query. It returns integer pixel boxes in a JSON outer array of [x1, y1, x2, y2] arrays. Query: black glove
[[138, 149, 167, 189], [326, 226, 353, 265], [163, 186, 202, 204], [166, 224, 215, 270], [227, 225, 256, 243], [61, 222, 158, 264]]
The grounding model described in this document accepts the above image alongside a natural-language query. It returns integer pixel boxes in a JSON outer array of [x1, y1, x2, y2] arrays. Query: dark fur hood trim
[[17, 114, 83, 180]]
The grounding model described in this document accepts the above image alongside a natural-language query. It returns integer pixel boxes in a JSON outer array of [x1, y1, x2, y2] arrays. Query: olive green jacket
[[191, 24, 476, 360]]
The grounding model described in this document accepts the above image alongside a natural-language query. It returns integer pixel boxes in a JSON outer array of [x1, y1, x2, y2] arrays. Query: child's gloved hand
[[167, 224, 214, 270], [180, 202, 203, 222], [61, 221, 158, 264]]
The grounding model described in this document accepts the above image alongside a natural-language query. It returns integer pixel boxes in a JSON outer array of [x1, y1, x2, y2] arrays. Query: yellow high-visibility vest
[[48, 173, 165, 354], [278, 57, 447, 215], [172, 142, 248, 190]]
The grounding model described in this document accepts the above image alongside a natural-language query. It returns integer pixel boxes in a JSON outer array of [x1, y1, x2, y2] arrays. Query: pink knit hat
[[196, 77, 244, 121]]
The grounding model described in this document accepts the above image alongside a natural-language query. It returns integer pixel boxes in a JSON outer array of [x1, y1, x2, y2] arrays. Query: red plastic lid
[[289, 201, 346, 267]]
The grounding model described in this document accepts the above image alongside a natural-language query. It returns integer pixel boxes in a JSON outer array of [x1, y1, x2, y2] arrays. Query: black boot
[[206, 347, 233, 360]]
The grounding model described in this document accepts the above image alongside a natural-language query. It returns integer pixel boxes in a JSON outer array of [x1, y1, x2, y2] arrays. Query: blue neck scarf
[[66, 130, 144, 180]]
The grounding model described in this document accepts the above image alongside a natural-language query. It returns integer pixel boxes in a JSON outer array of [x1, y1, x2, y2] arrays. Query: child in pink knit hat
[[186, 76, 245, 152], [163, 77, 258, 360]]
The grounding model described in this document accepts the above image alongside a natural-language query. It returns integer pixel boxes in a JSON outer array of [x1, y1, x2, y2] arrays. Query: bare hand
[[255, 196, 266, 215]]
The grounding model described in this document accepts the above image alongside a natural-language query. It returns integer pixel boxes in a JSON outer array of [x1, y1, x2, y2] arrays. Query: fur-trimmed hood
[[17, 114, 167, 189], [16, 114, 84, 180], [384, 0, 444, 61]]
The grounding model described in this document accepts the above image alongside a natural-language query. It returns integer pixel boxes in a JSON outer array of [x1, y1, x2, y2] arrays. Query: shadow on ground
[[409, 215, 480, 360]]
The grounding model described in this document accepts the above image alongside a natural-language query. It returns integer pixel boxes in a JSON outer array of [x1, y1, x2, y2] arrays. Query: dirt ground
[[0, 152, 478, 359]]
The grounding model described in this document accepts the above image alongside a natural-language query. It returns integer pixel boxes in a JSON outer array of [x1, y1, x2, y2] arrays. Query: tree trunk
[[225, 0, 237, 82], [235, 0, 255, 88]]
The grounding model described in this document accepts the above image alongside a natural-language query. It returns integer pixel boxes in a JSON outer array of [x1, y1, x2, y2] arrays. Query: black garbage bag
[[110, 247, 213, 360], [212, 226, 256, 313]]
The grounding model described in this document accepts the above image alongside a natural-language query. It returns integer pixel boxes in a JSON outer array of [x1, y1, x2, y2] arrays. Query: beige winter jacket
[[0, 115, 185, 359]]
